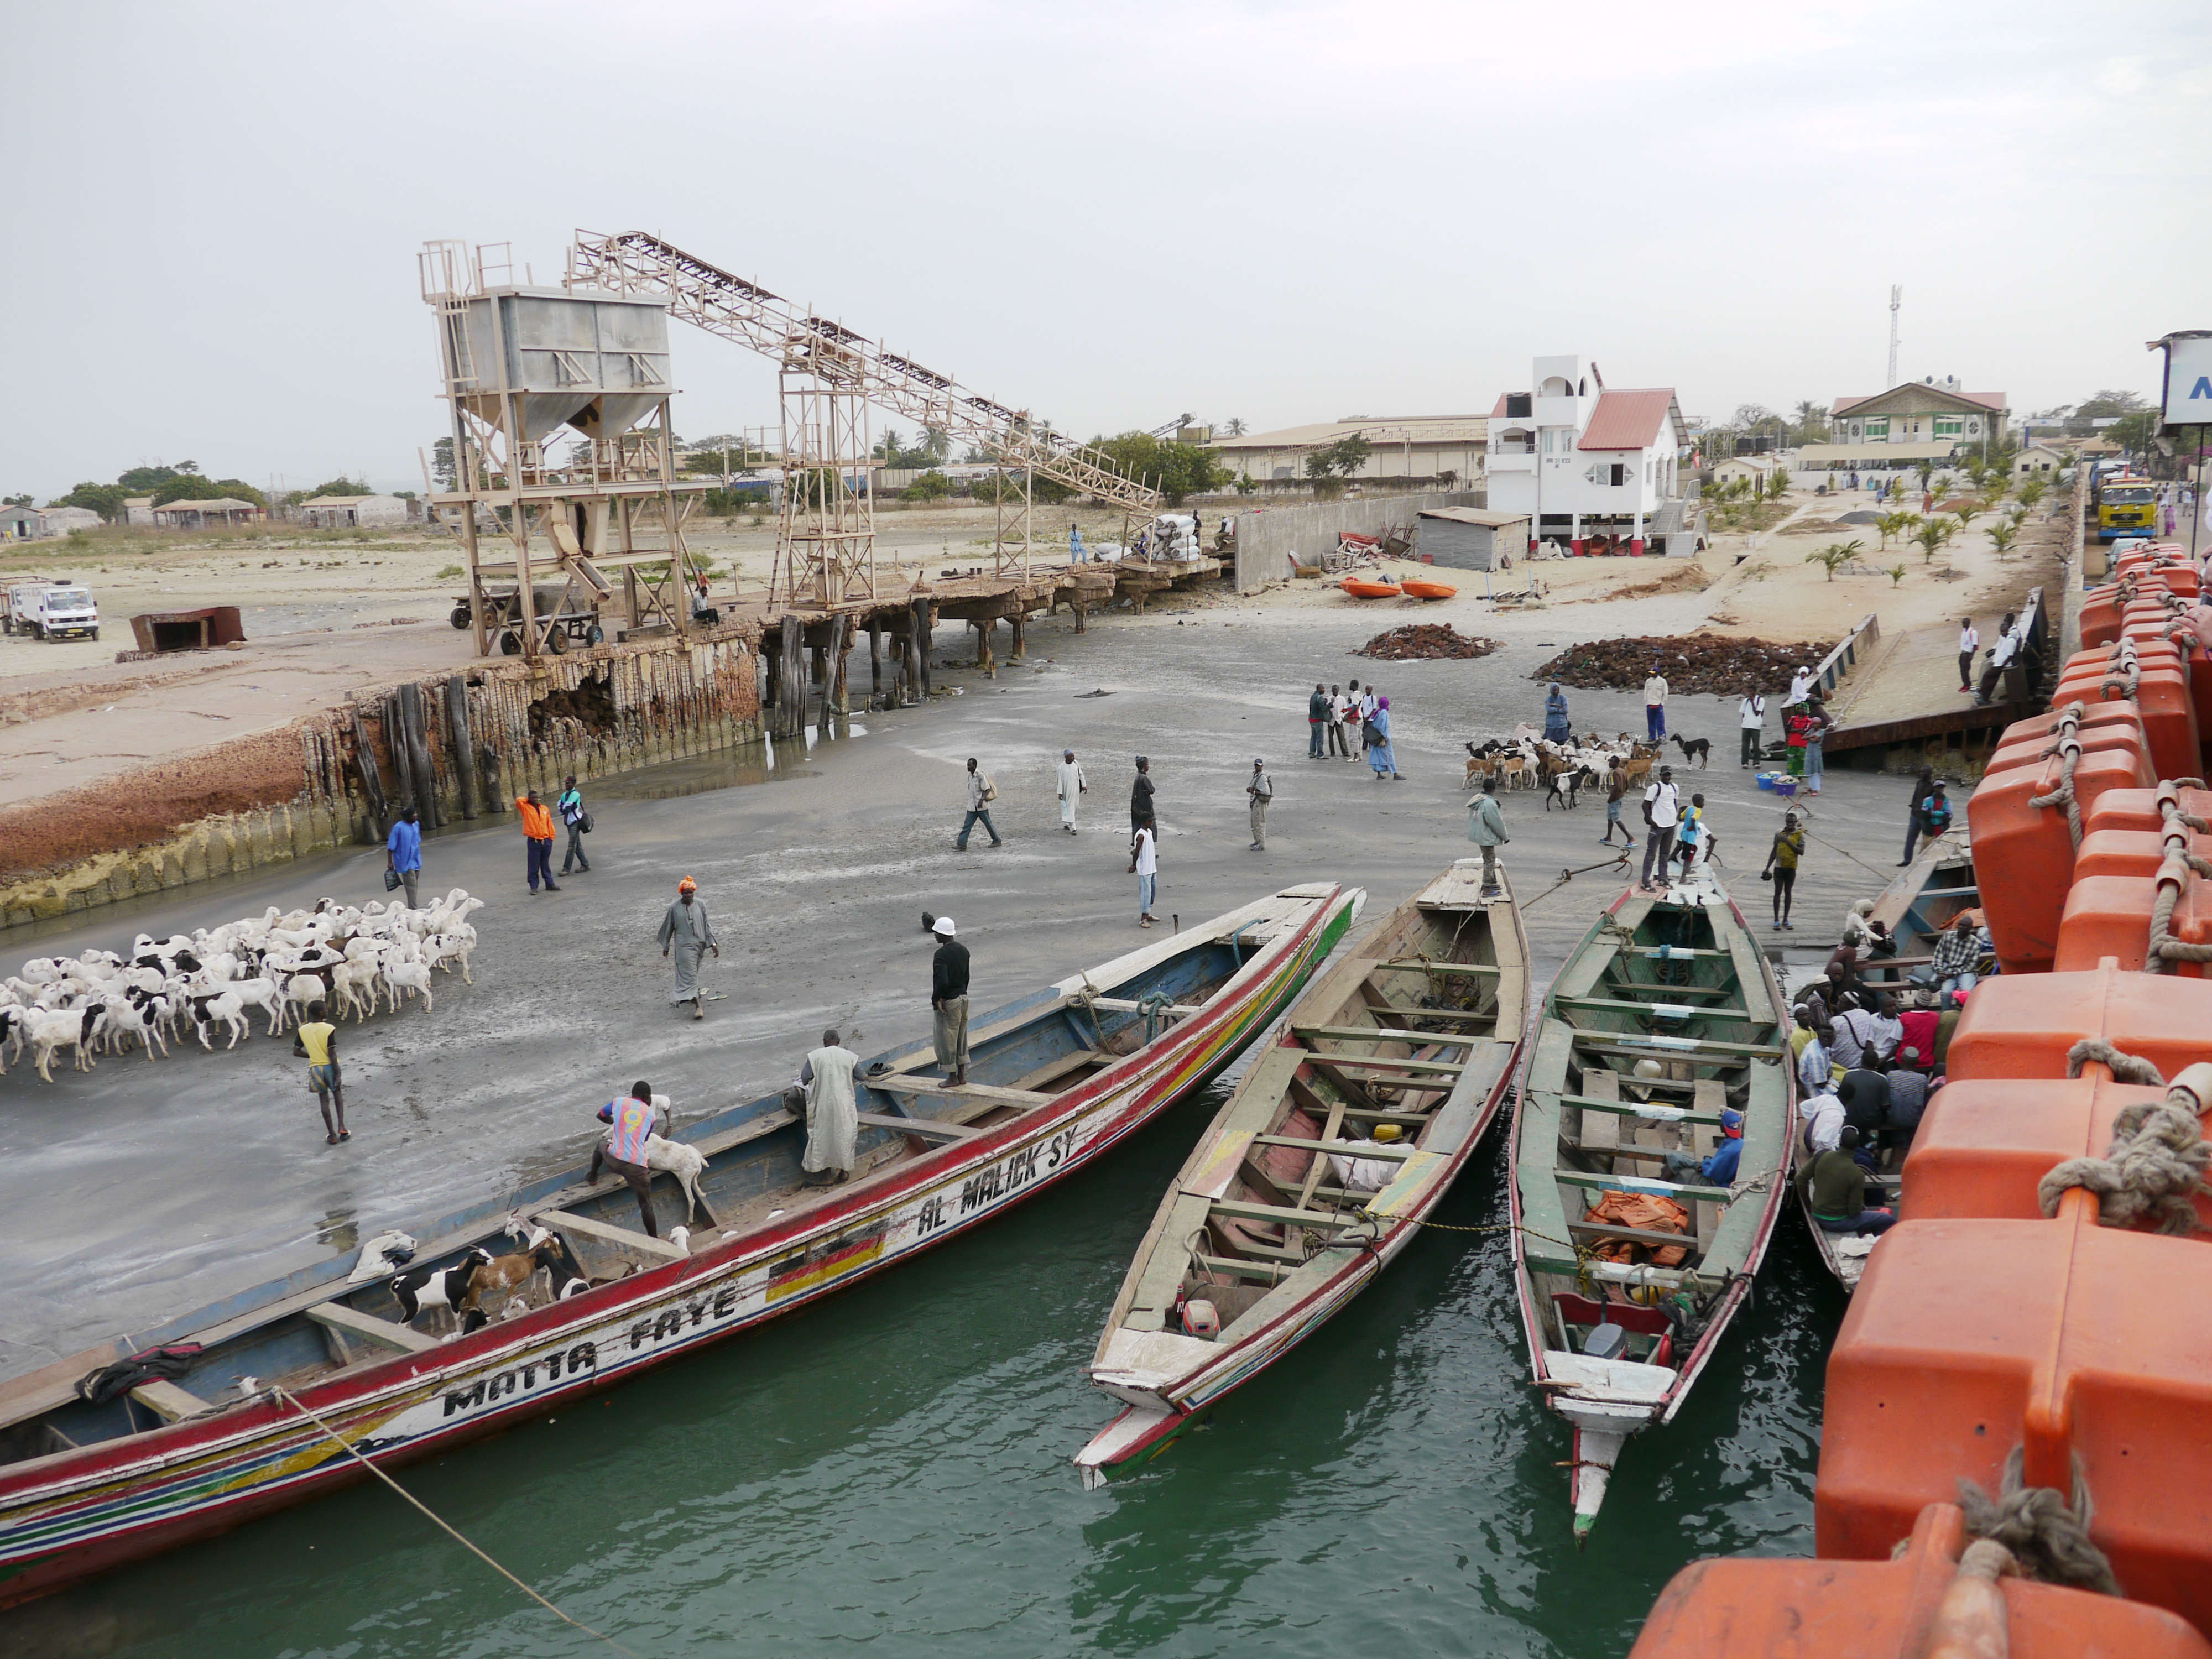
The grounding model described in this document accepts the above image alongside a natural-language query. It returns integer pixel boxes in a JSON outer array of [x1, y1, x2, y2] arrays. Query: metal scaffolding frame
[[421, 239, 711, 658]]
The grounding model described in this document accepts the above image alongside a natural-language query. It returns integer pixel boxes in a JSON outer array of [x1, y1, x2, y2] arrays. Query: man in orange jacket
[[515, 789, 560, 893]]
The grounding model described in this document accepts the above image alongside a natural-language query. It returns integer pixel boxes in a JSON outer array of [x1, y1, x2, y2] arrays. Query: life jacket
[[606, 1096, 655, 1164]]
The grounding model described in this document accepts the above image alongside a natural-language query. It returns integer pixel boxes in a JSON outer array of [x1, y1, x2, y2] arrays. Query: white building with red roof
[[1487, 354, 1690, 556]]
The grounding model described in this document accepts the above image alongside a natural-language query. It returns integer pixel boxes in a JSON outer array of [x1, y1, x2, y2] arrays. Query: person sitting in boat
[[1866, 992, 1905, 1065], [1662, 1108, 1745, 1187], [1801, 1080, 1845, 1157], [1828, 993, 1880, 1070], [796, 1027, 861, 1187], [1796, 1018, 1837, 1098], [1883, 1047, 1934, 1161], [1930, 913, 1983, 995], [1837, 1070, 1888, 1170], [588, 1083, 669, 1238], [1796, 1126, 1896, 1237]]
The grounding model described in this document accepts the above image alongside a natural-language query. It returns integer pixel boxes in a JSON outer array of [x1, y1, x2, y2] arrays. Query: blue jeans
[[526, 837, 554, 889], [1308, 722, 1325, 758], [1818, 1209, 1896, 1235], [1646, 704, 1665, 739], [1804, 741, 1824, 786], [957, 808, 1000, 849], [1137, 872, 1156, 917]]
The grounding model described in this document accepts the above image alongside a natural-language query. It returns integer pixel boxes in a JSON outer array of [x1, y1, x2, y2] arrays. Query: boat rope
[[271, 1386, 643, 1658], [1519, 856, 1632, 914], [2041, 1061, 2211, 1234], [2066, 1037, 2164, 1086], [2028, 732, 2084, 853], [1957, 1446, 2121, 1595], [2034, 699, 2087, 759], [1139, 990, 1173, 1042], [2145, 849, 2212, 973], [2099, 638, 2140, 702]]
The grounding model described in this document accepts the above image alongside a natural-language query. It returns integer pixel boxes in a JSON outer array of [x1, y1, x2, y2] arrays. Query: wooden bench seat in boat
[[1291, 1024, 1477, 1047], [306, 1301, 441, 1354], [1553, 993, 1752, 1020], [128, 1380, 213, 1422], [868, 1077, 1055, 1108], [536, 1209, 690, 1262], [854, 1111, 980, 1142]]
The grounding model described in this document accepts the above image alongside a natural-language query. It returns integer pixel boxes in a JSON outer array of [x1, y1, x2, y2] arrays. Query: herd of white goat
[[3, 890, 483, 1082]]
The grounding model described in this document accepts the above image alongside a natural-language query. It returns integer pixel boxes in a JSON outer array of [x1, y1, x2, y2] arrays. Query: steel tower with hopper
[[421, 240, 710, 658]]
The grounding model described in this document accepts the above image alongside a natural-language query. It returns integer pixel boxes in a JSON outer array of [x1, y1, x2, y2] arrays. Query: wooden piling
[[446, 674, 479, 818]]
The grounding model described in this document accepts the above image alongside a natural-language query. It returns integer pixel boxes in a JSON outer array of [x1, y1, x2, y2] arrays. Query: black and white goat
[[392, 1248, 493, 1326]]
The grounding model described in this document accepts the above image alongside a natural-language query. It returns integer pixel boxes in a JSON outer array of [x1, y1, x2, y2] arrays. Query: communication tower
[[1887, 285, 1902, 388]]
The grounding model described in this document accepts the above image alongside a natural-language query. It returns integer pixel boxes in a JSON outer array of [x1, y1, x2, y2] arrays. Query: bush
[[902, 471, 951, 502], [436, 563, 465, 579]]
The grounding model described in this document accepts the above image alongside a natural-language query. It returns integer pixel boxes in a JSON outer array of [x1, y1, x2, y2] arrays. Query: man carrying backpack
[[956, 757, 1003, 850]]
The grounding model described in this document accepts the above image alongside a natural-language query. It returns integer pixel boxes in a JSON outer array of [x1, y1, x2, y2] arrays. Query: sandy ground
[[0, 587, 1928, 1384], [0, 485, 2058, 853]]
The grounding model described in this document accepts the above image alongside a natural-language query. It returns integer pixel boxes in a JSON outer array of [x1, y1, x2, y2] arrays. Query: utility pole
[[1886, 285, 1902, 388]]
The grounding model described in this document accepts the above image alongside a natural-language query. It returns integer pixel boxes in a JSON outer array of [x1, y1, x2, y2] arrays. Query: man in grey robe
[[797, 1027, 861, 1185], [657, 877, 719, 1020]]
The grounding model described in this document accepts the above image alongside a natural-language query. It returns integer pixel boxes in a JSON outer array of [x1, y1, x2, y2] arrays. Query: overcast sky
[[5, 1, 2208, 498]]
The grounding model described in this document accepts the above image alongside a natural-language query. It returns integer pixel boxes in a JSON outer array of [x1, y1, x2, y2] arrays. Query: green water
[[14, 1088, 1837, 1659]]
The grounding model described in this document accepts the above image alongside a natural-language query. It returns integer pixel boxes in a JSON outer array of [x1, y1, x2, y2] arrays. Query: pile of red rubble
[[1533, 634, 1830, 695], [1356, 624, 1503, 662]]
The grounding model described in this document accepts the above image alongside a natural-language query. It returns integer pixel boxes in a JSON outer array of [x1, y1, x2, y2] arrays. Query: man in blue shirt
[[385, 808, 422, 908], [1664, 1108, 1744, 1185]]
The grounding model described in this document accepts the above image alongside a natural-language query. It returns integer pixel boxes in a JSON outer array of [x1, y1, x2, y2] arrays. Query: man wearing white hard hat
[[930, 915, 971, 1087]]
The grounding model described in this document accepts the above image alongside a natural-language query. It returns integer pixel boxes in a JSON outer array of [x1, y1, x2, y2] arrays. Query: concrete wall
[[1230, 491, 1485, 589]]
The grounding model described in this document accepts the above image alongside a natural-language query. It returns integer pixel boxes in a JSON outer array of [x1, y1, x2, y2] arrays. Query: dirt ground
[[0, 486, 2067, 851]]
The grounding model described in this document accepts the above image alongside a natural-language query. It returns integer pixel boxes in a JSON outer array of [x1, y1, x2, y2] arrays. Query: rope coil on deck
[[1957, 1446, 2121, 1596], [2039, 1075, 2211, 1235]]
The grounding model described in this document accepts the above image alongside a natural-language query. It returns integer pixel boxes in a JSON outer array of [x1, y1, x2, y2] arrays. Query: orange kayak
[[1340, 578, 1402, 599], [1401, 580, 1457, 601]]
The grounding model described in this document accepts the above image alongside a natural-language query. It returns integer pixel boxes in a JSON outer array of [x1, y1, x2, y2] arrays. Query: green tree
[[1805, 540, 1861, 581], [2, 494, 30, 507], [2017, 476, 2048, 513], [55, 482, 128, 519], [902, 470, 951, 501], [1911, 519, 1949, 564], [1952, 500, 1984, 533], [1876, 509, 1919, 550], [1987, 520, 2021, 560], [1222, 417, 1248, 437], [1302, 432, 1373, 481], [153, 474, 267, 507], [1887, 563, 1908, 588], [432, 436, 457, 491], [300, 476, 373, 500], [1914, 457, 1938, 495], [1089, 432, 1230, 506], [1792, 400, 1830, 444], [2066, 389, 2148, 436], [2110, 408, 2163, 460]]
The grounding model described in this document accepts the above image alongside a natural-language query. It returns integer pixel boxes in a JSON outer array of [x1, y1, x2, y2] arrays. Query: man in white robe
[[1056, 749, 1086, 834], [798, 1027, 860, 1184]]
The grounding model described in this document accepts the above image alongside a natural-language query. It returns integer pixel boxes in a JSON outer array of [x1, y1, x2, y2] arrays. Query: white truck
[[5, 581, 100, 640]]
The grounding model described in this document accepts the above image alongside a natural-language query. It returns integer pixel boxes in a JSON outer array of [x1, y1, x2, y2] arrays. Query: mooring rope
[[2028, 733, 2085, 852], [1957, 1446, 2121, 1595], [2039, 1063, 2211, 1234], [273, 1386, 641, 1658], [2065, 1036, 2166, 1086], [2145, 850, 2212, 973]]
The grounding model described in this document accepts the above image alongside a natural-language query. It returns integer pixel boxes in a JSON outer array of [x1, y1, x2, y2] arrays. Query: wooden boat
[[1340, 578, 1403, 599], [1850, 827, 1978, 996], [1076, 861, 1526, 1484], [0, 884, 1359, 1607], [1511, 867, 1793, 1543], [1400, 579, 1458, 601], [1800, 828, 1975, 1291]]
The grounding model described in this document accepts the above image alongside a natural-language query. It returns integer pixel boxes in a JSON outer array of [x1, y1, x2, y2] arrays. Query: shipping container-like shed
[[1416, 507, 1530, 571]]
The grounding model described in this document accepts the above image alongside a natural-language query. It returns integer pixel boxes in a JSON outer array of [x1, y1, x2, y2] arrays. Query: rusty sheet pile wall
[[0, 637, 760, 927]]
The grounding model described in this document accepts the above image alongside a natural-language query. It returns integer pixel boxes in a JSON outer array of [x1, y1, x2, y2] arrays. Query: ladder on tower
[[564, 231, 1164, 524]]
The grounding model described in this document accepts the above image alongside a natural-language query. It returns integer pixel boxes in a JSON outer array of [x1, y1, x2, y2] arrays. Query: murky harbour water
[[11, 1084, 1835, 1659]]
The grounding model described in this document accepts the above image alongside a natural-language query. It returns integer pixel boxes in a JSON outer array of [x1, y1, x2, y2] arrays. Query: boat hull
[[0, 888, 1358, 1606], [1079, 862, 1527, 1483]]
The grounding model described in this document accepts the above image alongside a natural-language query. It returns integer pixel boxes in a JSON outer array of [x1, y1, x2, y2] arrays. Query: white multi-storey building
[[1486, 354, 1690, 556]]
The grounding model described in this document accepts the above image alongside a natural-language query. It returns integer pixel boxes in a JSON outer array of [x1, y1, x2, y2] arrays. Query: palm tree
[[1987, 521, 2021, 561], [1912, 520, 1949, 564], [1952, 500, 1984, 533], [1915, 457, 1939, 497], [2018, 476, 2048, 513], [1806, 539, 1863, 581], [1876, 509, 1919, 550]]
